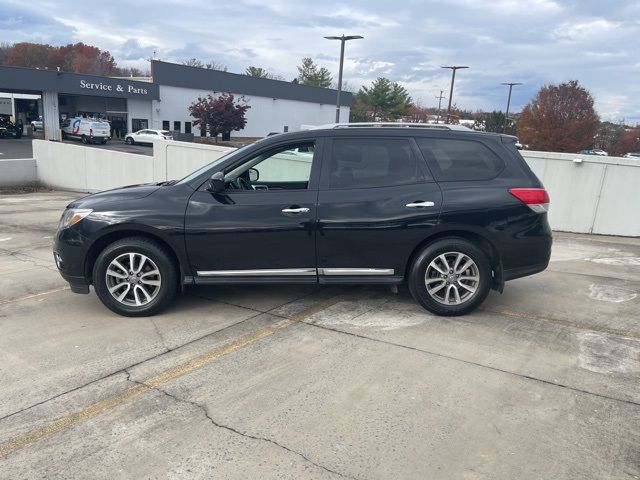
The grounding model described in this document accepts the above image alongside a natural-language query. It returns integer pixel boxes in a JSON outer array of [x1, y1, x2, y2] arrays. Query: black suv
[[54, 124, 552, 317]]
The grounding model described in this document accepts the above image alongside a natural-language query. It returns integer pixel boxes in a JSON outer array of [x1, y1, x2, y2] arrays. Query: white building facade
[[0, 61, 352, 141], [149, 61, 351, 137]]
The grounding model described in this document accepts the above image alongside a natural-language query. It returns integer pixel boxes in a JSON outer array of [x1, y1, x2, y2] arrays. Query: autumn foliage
[[609, 126, 640, 156], [0, 42, 141, 76], [517, 80, 599, 152], [188, 93, 251, 139]]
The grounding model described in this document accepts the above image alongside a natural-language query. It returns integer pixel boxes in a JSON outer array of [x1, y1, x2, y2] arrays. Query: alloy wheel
[[424, 252, 480, 305], [105, 252, 162, 306]]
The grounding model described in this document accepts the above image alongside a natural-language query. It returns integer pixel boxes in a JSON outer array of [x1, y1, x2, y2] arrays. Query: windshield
[[176, 143, 254, 185]]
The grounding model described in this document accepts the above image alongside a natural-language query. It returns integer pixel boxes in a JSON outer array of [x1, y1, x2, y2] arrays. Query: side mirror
[[249, 168, 259, 182], [207, 171, 225, 193]]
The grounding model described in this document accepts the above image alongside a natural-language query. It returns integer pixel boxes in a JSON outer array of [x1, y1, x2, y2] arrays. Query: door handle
[[281, 207, 310, 214], [405, 201, 435, 208]]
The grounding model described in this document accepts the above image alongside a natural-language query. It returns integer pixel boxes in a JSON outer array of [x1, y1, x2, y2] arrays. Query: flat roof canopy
[[152, 60, 352, 106], [0, 65, 159, 100]]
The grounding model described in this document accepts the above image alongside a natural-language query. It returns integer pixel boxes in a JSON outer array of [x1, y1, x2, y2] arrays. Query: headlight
[[58, 208, 93, 230]]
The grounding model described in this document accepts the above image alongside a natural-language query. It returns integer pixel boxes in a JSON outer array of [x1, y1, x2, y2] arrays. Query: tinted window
[[416, 138, 504, 182], [329, 138, 421, 189]]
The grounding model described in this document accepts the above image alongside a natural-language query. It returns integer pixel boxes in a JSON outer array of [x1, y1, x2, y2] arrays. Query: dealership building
[[0, 60, 352, 140]]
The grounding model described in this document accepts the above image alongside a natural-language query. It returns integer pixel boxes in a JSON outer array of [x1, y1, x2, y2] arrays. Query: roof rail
[[307, 122, 472, 132]]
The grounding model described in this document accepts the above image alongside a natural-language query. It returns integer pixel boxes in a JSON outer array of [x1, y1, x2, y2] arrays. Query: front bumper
[[53, 227, 91, 294]]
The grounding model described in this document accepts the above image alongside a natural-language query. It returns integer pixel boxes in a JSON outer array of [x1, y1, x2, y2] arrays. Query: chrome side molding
[[318, 268, 395, 276], [197, 268, 316, 277], [196, 267, 395, 277]]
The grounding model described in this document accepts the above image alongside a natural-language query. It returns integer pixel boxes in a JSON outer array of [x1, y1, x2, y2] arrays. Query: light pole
[[501, 82, 522, 133], [435, 89, 445, 123], [325, 34, 363, 123], [441, 65, 468, 123]]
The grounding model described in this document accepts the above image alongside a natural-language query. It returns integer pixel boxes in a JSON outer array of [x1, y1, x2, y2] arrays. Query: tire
[[408, 237, 491, 316], [100, 139, 107, 144], [93, 237, 179, 317], [81, 135, 88, 144], [61, 131, 66, 140], [125, 137, 134, 145]]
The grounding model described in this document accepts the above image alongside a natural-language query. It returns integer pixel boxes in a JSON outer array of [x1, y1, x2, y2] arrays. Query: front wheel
[[125, 137, 134, 145], [81, 135, 88, 144], [93, 237, 179, 316], [408, 238, 492, 316]]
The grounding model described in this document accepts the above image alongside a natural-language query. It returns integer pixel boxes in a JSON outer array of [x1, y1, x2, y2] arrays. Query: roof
[[151, 60, 352, 106], [0, 65, 159, 100]]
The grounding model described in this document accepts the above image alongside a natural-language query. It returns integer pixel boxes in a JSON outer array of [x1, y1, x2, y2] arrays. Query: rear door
[[316, 136, 442, 282]]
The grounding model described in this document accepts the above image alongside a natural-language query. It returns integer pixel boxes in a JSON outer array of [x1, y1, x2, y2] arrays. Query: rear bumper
[[503, 261, 549, 281]]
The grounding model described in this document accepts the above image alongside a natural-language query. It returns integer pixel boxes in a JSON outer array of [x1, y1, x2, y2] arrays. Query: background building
[[0, 61, 352, 140]]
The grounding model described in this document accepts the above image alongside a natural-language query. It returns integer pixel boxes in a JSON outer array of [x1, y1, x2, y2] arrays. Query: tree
[[296, 58, 332, 88], [188, 92, 251, 140], [483, 111, 516, 134], [182, 58, 227, 71], [244, 66, 283, 80], [354, 77, 413, 121], [0, 42, 118, 75], [517, 80, 599, 152], [609, 126, 640, 156], [594, 121, 625, 152]]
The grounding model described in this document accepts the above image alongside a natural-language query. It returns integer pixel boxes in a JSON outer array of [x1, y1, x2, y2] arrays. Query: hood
[[68, 183, 162, 209]]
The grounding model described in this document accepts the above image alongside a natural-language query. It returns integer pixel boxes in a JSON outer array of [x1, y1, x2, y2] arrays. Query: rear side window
[[329, 138, 422, 189], [416, 138, 504, 182]]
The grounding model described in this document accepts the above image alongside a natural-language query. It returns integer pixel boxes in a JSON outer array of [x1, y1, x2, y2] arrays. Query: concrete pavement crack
[[303, 321, 640, 408], [0, 247, 59, 273], [124, 373, 358, 480], [0, 288, 332, 422], [148, 317, 171, 352]]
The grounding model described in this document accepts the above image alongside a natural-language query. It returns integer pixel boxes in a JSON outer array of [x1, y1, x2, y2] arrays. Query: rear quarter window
[[416, 138, 504, 182]]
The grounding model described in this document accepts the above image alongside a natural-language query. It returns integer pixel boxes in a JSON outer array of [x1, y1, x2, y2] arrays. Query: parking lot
[[0, 191, 638, 479], [0, 136, 152, 159]]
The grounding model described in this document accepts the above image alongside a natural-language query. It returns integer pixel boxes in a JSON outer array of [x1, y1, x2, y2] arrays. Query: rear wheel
[[408, 238, 491, 316], [81, 135, 88, 144], [93, 237, 179, 317]]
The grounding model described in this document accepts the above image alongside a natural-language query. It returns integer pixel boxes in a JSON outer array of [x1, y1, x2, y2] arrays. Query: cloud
[[1, 0, 638, 123]]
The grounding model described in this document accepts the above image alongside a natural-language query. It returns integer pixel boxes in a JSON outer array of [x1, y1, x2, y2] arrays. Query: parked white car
[[125, 129, 173, 145], [61, 118, 111, 144], [30, 117, 43, 131], [622, 152, 640, 159]]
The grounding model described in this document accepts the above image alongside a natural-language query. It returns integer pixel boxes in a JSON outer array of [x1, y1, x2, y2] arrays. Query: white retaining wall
[[32, 139, 234, 193], [522, 151, 640, 236], [0, 159, 38, 187]]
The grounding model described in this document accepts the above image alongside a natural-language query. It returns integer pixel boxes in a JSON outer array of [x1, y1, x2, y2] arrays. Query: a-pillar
[[42, 91, 60, 141]]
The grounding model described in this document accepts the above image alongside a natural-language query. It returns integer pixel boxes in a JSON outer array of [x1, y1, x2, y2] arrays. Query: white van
[[61, 118, 111, 144]]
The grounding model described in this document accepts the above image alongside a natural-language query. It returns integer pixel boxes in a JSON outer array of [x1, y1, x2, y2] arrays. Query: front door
[[185, 139, 322, 282], [316, 136, 442, 282]]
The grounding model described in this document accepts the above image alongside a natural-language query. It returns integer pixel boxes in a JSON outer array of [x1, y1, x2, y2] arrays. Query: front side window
[[329, 138, 421, 189], [416, 138, 504, 182], [224, 142, 315, 191]]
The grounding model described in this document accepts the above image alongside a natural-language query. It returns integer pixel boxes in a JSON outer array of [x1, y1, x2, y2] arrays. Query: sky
[[2, 0, 639, 123]]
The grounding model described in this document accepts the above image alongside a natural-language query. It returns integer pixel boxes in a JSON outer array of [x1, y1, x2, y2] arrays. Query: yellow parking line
[[0, 286, 70, 306], [0, 294, 344, 459]]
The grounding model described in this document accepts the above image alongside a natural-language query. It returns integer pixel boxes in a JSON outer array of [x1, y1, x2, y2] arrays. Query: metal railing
[[307, 122, 472, 131]]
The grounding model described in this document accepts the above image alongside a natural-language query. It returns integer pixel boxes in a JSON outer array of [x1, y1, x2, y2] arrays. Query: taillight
[[509, 188, 550, 213]]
